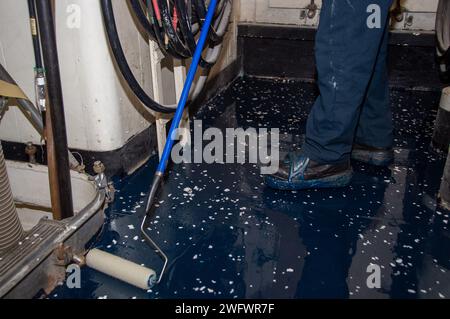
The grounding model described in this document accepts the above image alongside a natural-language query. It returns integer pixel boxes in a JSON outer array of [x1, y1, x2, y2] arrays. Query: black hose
[[157, 0, 191, 58], [194, 0, 206, 27], [193, 0, 222, 42], [27, 0, 43, 70], [27, 0, 47, 128], [35, 0, 74, 219], [175, 0, 196, 56], [133, 0, 185, 59], [139, 0, 228, 49], [130, 0, 156, 41], [175, 0, 212, 68], [145, 0, 186, 59], [101, 0, 230, 112], [100, 0, 176, 114]]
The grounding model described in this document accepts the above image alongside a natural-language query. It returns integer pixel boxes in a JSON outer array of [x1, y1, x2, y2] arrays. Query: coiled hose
[[101, 0, 176, 114], [101, 0, 232, 113]]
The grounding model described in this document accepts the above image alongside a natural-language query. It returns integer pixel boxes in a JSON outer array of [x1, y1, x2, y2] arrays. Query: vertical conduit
[[35, 0, 74, 220], [0, 142, 23, 254]]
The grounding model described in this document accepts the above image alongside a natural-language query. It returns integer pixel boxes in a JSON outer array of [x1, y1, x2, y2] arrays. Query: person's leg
[[355, 19, 393, 146], [303, 0, 393, 164], [352, 22, 394, 166], [266, 0, 393, 190]]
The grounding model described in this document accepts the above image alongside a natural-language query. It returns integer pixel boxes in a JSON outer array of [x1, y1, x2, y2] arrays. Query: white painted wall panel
[[403, 0, 439, 12], [239, 0, 257, 22], [269, 0, 321, 9], [0, 0, 239, 153], [210, 0, 239, 79], [241, 0, 440, 31], [269, 0, 439, 12], [54, 0, 153, 151], [0, 0, 41, 145], [0, 0, 156, 152]]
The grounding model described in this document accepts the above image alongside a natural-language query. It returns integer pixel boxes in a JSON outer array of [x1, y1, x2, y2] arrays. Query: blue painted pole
[[142, 0, 219, 284], [157, 0, 218, 174]]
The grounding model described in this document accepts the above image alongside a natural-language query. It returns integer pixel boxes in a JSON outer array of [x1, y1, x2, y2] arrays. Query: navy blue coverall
[[303, 0, 394, 164]]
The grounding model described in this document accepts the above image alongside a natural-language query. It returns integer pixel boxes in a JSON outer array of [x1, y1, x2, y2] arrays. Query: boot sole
[[265, 169, 353, 191]]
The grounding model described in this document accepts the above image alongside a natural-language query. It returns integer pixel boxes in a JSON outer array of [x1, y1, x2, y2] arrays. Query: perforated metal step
[[0, 219, 65, 280]]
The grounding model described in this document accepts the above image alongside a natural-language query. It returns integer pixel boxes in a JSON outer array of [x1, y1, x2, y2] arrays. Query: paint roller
[[79, 0, 219, 290], [85, 249, 157, 290]]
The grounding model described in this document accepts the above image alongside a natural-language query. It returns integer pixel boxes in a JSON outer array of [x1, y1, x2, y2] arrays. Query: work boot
[[351, 143, 394, 167], [265, 153, 353, 191]]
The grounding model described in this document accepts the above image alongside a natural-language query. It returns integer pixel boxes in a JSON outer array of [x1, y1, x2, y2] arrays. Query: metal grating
[[0, 219, 65, 278]]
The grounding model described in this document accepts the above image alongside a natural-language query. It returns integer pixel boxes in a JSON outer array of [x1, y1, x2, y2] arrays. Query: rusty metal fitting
[[72, 254, 86, 267], [54, 243, 73, 266], [25, 142, 38, 164], [93, 161, 106, 175]]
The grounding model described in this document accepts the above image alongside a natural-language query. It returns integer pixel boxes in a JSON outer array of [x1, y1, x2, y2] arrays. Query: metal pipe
[[35, 0, 74, 220], [0, 64, 81, 171], [27, 0, 48, 129], [0, 64, 43, 133], [27, 0, 44, 70]]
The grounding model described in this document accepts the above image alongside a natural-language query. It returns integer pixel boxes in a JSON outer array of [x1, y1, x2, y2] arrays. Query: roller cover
[[86, 249, 157, 290]]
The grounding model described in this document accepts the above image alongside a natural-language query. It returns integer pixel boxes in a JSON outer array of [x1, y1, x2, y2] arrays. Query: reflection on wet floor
[[50, 77, 449, 299]]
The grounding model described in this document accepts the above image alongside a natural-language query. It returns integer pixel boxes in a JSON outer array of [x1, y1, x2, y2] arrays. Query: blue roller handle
[[157, 0, 218, 174]]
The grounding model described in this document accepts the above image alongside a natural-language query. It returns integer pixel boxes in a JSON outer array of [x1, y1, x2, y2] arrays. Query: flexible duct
[[0, 141, 23, 254]]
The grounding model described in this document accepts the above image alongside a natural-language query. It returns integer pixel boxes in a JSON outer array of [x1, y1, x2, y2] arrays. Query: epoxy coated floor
[[50, 77, 449, 299]]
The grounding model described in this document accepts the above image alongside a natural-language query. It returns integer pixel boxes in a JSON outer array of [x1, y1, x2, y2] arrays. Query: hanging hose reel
[[100, 0, 232, 114]]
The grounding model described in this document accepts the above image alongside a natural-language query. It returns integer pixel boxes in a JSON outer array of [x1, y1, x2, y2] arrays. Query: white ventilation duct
[[0, 142, 23, 254]]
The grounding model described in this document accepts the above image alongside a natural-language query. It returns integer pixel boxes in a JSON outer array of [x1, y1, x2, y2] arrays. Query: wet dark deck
[[50, 77, 449, 299]]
